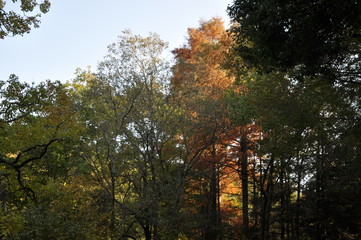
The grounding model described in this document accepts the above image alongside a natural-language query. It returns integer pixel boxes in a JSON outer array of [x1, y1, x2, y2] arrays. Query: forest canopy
[[0, 2, 360, 240]]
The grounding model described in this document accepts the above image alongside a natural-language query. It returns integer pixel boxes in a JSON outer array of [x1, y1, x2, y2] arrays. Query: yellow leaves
[[68, 67, 97, 93], [5, 153, 18, 159]]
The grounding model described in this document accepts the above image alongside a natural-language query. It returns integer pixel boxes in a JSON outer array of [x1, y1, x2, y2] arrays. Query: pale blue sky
[[0, 0, 232, 83]]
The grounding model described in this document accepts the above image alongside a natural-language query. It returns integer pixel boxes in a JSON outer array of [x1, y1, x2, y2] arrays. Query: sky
[[0, 0, 233, 84]]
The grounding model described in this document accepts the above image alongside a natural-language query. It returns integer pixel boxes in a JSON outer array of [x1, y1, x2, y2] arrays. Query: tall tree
[[71, 31, 217, 240], [228, 1, 361, 239], [172, 17, 232, 240], [172, 17, 260, 239]]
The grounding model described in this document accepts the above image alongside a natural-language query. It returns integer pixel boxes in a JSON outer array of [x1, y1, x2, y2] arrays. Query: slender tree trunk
[[111, 186, 115, 235], [261, 156, 274, 240], [153, 224, 160, 240], [285, 170, 291, 239], [144, 224, 151, 240], [252, 156, 259, 228], [315, 145, 325, 240], [109, 161, 116, 237], [216, 163, 222, 240], [240, 131, 249, 239], [205, 145, 219, 240], [279, 159, 285, 240], [210, 165, 218, 240], [295, 155, 303, 240]]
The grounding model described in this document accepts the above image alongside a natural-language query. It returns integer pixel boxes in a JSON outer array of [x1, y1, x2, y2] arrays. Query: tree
[[172, 17, 233, 97], [228, 2, 361, 239], [70, 68, 135, 239], [0, 75, 80, 201], [71, 31, 217, 240], [0, 75, 88, 239], [0, 0, 51, 39], [172, 18, 260, 240], [226, 60, 361, 240], [228, 0, 361, 79]]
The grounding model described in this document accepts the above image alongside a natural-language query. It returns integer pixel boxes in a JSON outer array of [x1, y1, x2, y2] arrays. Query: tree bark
[[206, 145, 219, 240], [240, 131, 249, 239], [279, 159, 285, 240], [144, 224, 151, 240], [261, 156, 274, 240]]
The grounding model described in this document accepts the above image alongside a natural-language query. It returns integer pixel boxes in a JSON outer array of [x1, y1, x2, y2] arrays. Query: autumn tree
[[172, 17, 261, 239]]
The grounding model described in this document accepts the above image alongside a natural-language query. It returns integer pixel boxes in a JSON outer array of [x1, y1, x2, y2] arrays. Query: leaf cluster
[[0, 0, 51, 38], [228, 0, 361, 76]]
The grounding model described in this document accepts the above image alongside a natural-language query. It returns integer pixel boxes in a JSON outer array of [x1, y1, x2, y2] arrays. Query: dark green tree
[[228, 0, 361, 80], [228, 1, 361, 239]]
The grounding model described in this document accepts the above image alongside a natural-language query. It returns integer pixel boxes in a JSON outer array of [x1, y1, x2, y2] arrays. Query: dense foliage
[[0, 2, 360, 240]]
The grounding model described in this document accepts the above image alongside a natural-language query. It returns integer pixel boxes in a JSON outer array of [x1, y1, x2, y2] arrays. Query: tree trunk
[[109, 161, 116, 237], [153, 224, 160, 240], [261, 156, 274, 240], [144, 224, 151, 240], [240, 133, 249, 239], [252, 155, 259, 228], [279, 159, 285, 240], [205, 145, 220, 240], [294, 155, 303, 240]]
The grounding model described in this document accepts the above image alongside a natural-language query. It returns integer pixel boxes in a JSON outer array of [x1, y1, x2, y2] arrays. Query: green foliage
[[68, 32, 201, 239], [228, 0, 361, 77], [2, 11, 360, 238], [0, 210, 25, 239], [228, 66, 361, 237], [0, 74, 84, 202], [0, 0, 51, 38], [227, 1, 360, 237]]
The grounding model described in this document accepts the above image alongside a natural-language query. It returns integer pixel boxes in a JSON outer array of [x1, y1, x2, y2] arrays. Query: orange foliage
[[172, 17, 234, 97], [172, 18, 262, 236]]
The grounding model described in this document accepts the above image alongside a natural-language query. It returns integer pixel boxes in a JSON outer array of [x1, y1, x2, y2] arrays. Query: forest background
[[0, 0, 360, 240]]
